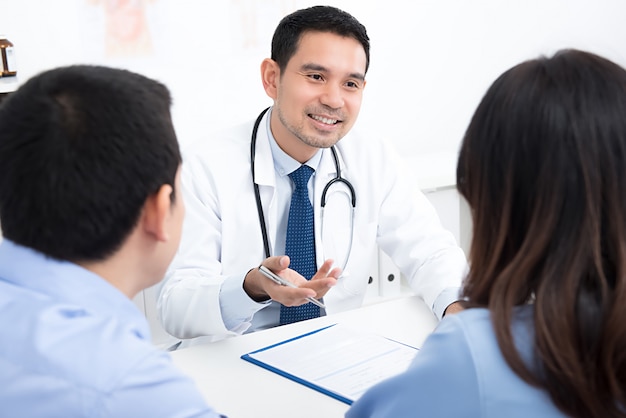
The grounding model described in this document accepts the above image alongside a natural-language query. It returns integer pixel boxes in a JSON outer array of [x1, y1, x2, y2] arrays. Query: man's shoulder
[[0, 289, 159, 390], [0, 295, 213, 416], [335, 129, 400, 174]]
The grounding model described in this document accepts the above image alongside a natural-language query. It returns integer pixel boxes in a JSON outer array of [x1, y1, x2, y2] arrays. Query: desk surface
[[170, 295, 438, 418]]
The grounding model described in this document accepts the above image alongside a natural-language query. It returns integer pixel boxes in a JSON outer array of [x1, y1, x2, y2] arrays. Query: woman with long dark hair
[[347, 49, 626, 417]]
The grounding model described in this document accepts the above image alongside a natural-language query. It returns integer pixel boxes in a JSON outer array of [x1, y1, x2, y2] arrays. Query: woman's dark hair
[[457, 49, 626, 417]]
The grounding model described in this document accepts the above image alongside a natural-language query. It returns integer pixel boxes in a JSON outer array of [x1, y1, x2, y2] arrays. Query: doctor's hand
[[243, 256, 340, 306]]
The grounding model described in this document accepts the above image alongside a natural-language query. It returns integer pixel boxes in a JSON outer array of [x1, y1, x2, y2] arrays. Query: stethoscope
[[251, 107, 356, 271]]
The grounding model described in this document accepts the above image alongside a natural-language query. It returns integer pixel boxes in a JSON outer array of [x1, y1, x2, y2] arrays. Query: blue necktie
[[280, 165, 320, 324]]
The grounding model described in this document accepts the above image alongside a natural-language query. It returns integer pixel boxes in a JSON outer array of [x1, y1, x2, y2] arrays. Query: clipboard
[[241, 323, 418, 405]]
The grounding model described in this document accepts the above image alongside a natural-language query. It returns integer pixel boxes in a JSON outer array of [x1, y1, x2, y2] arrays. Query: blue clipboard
[[240, 323, 418, 405], [240, 324, 354, 405]]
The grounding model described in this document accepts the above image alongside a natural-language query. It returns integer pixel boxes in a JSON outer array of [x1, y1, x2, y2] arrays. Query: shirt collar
[[266, 106, 322, 177]]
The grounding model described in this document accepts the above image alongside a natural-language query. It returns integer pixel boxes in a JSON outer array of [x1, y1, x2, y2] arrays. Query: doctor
[[158, 5, 467, 345]]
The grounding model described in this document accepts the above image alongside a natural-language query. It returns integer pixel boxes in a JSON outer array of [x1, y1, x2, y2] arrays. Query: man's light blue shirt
[[0, 240, 221, 418]]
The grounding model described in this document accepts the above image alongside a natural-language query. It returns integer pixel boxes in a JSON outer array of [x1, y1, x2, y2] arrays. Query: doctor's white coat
[[158, 111, 467, 343]]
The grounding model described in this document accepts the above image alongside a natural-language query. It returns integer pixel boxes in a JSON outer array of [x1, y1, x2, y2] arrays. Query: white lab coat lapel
[[313, 146, 353, 271], [252, 112, 279, 258], [314, 148, 336, 267]]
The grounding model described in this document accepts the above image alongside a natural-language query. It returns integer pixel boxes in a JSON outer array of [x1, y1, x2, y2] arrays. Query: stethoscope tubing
[[250, 107, 356, 270]]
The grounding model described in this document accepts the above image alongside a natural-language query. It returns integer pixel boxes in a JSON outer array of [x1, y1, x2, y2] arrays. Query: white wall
[[1, 0, 625, 158]]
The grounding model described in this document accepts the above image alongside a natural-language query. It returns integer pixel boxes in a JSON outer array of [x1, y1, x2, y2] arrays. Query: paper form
[[241, 324, 418, 404]]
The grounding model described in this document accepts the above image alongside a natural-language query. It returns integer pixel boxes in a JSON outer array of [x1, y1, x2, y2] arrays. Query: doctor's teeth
[[312, 115, 338, 124]]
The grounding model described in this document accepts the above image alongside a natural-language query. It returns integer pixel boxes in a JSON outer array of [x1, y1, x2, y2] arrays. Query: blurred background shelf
[[0, 76, 19, 94]]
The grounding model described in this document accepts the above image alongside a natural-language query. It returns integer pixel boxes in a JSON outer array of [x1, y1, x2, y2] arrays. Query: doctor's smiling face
[[261, 30, 367, 163]]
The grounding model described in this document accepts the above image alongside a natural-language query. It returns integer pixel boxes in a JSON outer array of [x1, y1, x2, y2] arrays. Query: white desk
[[170, 295, 438, 418]]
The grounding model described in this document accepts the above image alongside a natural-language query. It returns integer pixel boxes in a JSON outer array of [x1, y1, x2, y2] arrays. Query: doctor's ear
[[261, 58, 280, 100]]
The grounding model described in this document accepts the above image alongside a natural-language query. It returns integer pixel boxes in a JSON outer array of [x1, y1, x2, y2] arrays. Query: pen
[[258, 265, 326, 309]]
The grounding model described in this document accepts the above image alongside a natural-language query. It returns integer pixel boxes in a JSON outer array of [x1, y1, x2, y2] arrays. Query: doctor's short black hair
[[0, 65, 181, 263], [271, 5, 370, 74]]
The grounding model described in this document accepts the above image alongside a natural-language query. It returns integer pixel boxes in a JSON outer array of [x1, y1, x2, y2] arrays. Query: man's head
[[262, 6, 370, 162], [271, 5, 370, 74], [0, 65, 182, 267]]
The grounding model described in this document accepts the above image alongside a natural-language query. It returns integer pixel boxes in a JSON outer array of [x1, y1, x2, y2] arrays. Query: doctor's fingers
[[314, 260, 343, 280], [262, 255, 291, 272], [269, 285, 317, 307], [301, 276, 336, 300]]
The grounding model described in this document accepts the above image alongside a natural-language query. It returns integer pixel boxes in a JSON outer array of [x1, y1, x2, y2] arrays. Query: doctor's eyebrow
[[300, 63, 365, 82]]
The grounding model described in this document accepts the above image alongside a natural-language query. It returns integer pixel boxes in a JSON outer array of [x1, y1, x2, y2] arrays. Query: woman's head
[[457, 49, 626, 416], [458, 49, 626, 308]]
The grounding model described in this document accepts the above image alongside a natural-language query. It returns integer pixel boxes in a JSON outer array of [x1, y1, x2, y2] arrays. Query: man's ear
[[260, 58, 280, 100], [142, 184, 173, 242]]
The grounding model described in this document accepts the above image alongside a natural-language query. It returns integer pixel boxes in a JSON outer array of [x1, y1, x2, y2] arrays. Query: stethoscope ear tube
[[251, 107, 272, 259]]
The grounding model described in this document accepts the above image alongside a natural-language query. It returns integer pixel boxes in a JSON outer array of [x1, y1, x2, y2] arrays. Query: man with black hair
[[0, 65, 222, 417]]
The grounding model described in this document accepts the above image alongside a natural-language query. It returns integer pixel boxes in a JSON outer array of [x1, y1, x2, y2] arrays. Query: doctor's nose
[[320, 84, 345, 109]]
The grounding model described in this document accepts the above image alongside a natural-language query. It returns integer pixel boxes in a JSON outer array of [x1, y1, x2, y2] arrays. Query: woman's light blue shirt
[[347, 306, 565, 417]]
